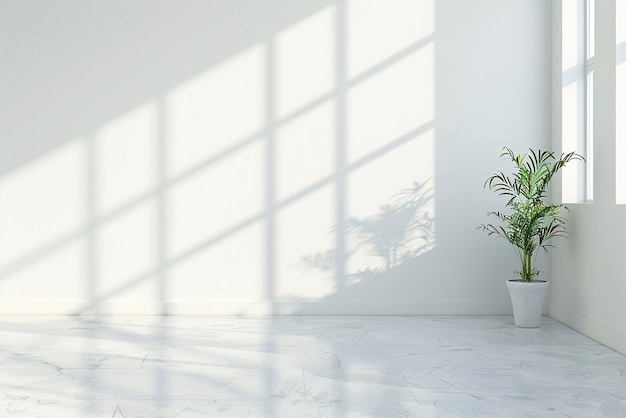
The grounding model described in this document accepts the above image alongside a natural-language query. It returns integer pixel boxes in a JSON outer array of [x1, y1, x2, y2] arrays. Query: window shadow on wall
[[0, 0, 437, 317]]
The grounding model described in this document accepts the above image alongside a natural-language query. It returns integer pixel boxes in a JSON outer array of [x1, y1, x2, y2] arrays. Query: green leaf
[[478, 147, 585, 278]]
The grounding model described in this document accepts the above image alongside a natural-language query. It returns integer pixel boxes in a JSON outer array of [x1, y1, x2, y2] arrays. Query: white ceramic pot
[[506, 280, 549, 328]]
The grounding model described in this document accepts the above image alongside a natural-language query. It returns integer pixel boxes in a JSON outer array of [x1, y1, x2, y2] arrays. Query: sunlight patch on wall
[[275, 101, 335, 202], [95, 200, 157, 302], [166, 45, 265, 178], [0, 0, 440, 313], [346, 0, 434, 78], [276, 185, 335, 300], [275, 6, 335, 119], [95, 102, 157, 215], [169, 223, 264, 302], [616, 0, 626, 204], [0, 240, 86, 303], [168, 140, 264, 258], [0, 140, 86, 267], [347, 44, 434, 165]]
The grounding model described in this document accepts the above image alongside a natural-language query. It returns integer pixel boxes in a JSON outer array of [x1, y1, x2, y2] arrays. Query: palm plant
[[477, 147, 584, 282]]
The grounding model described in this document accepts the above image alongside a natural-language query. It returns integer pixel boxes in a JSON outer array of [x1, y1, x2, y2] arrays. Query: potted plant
[[477, 147, 584, 327]]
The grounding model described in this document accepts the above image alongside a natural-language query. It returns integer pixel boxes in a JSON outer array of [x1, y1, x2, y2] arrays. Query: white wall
[[0, 0, 552, 315], [551, 0, 626, 355]]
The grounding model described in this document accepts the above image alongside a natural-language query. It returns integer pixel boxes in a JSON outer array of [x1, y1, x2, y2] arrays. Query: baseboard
[[549, 301, 626, 356], [0, 299, 513, 316]]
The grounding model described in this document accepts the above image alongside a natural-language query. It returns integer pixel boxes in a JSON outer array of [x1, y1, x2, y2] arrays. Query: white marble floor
[[1, 315, 625, 417]]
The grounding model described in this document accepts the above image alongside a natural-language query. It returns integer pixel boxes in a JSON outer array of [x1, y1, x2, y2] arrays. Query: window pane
[[561, 0, 587, 203], [586, 70, 594, 201], [587, 0, 595, 59], [617, 0, 626, 203]]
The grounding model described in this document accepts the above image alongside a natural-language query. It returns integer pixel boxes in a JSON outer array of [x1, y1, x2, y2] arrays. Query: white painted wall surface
[[551, 0, 626, 355], [0, 0, 551, 314]]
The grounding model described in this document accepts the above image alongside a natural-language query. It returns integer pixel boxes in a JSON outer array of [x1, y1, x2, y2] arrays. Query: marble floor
[[1, 316, 626, 417]]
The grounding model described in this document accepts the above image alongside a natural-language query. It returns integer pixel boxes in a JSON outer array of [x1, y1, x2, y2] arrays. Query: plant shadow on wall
[[302, 180, 435, 292]]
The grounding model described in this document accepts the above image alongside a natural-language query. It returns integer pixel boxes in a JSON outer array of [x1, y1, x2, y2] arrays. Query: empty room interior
[[1, 0, 626, 416]]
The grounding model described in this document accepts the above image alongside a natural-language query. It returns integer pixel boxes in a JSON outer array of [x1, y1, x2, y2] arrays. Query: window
[[560, 0, 593, 203], [617, 0, 626, 204], [585, 0, 594, 201]]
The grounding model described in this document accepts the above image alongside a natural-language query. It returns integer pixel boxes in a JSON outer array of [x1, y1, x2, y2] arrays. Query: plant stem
[[522, 251, 533, 282]]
